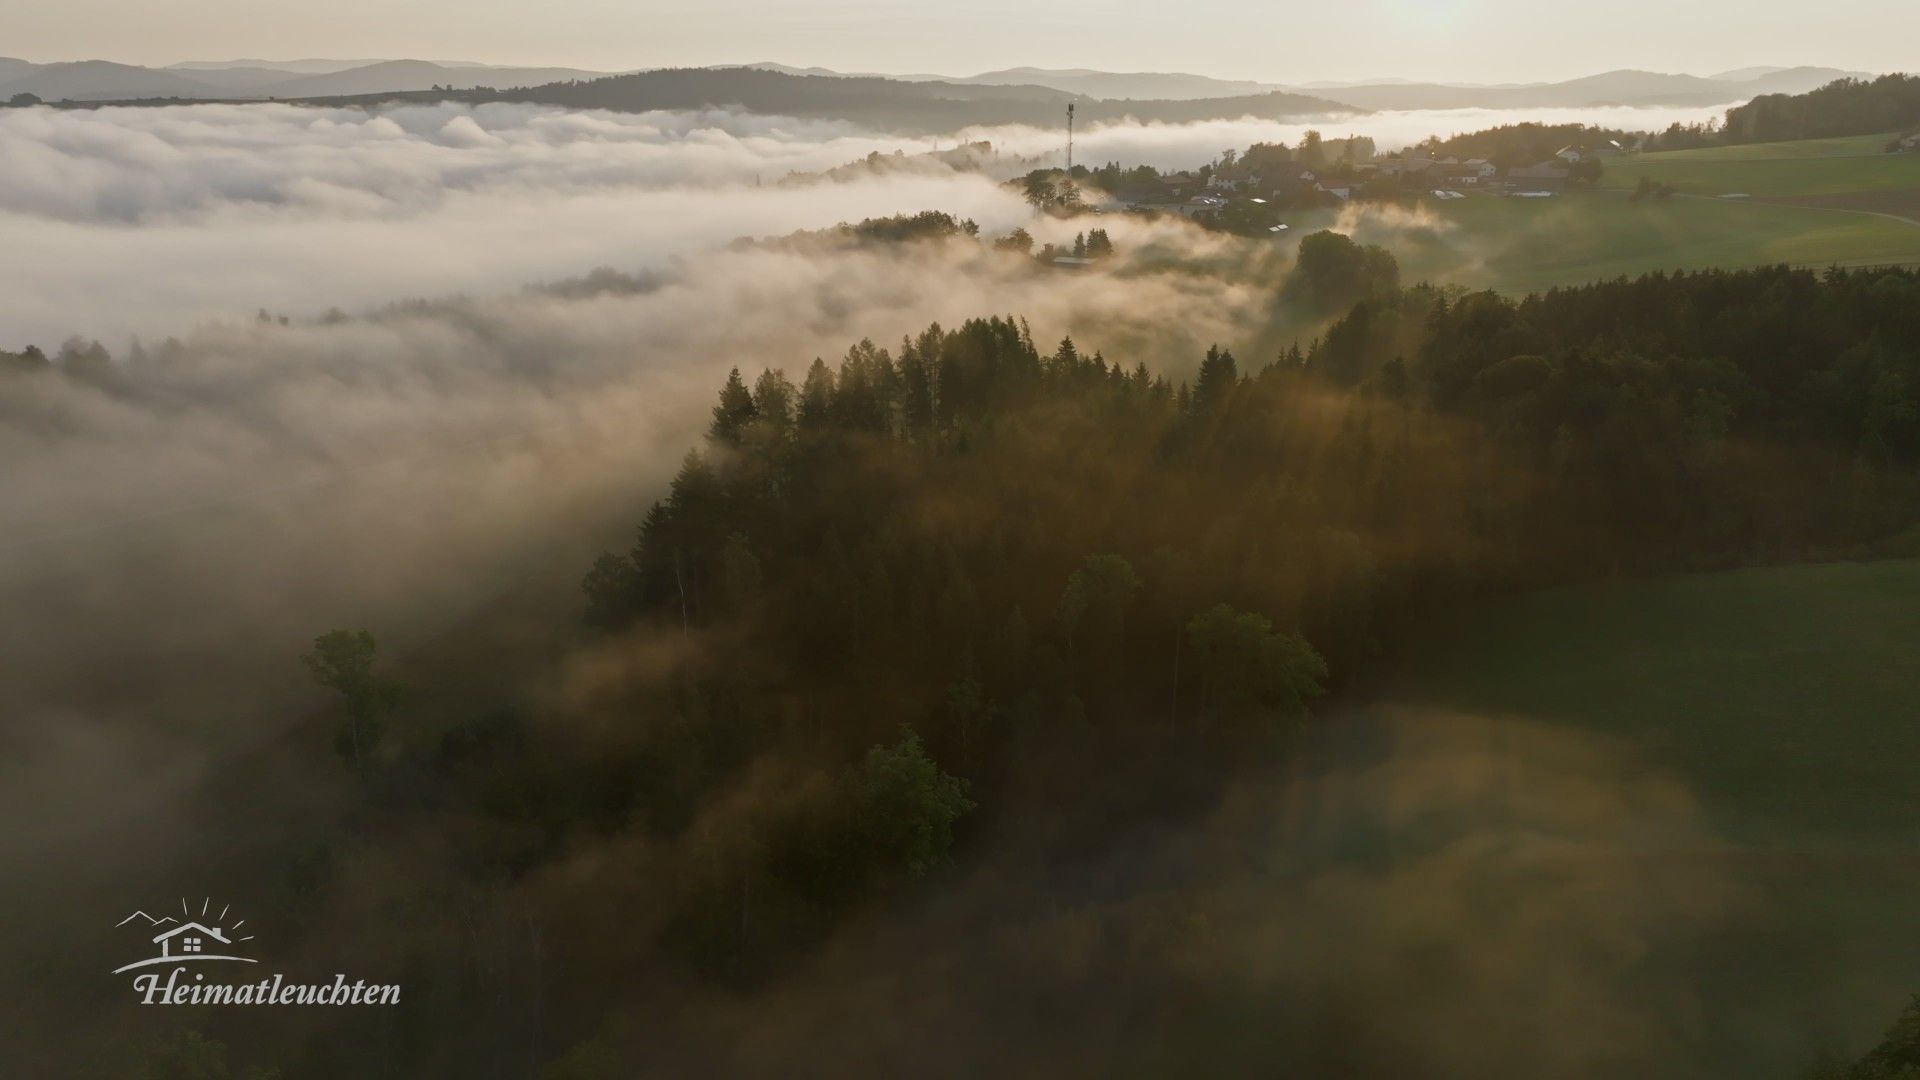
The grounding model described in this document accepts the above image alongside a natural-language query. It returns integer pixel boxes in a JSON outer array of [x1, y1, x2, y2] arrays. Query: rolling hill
[[348, 67, 1362, 134], [0, 56, 40, 83], [1298, 66, 1867, 110], [1600, 132, 1920, 199], [153, 65, 305, 92], [742, 63, 1869, 109], [736, 63, 1868, 108], [0, 56, 1877, 113], [1343, 130, 1920, 295], [0, 60, 228, 101], [947, 66, 1278, 100], [166, 58, 400, 74], [0, 56, 624, 101], [258, 59, 615, 97]]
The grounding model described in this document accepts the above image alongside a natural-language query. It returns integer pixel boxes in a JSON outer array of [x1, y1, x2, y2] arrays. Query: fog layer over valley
[[970, 101, 1731, 169], [0, 211, 1275, 862], [0, 102, 1026, 341], [0, 90, 1764, 932], [0, 99, 1733, 341]]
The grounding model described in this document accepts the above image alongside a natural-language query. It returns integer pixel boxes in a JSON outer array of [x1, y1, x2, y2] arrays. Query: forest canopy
[[1723, 73, 1920, 143]]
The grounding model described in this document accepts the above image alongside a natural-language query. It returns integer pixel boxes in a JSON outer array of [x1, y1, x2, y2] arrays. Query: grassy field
[[1607, 133, 1902, 162], [1599, 136, 1920, 198], [1389, 558, 1920, 845], [1356, 558, 1920, 1072], [1390, 193, 1920, 293], [1278, 133, 1920, 295]]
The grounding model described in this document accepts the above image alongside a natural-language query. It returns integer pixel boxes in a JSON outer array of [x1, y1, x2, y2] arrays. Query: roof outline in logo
[[153, 921, 230, 944], [112, 897, 258, 975]]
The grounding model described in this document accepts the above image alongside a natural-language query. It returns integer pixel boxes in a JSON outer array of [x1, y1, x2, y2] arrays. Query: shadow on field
[[610, 706, 1884, 1078]]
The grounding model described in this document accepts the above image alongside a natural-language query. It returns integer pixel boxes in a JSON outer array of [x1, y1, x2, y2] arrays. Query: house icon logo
[[111, 895, 401, 1006], [112, 898, 258, 974]]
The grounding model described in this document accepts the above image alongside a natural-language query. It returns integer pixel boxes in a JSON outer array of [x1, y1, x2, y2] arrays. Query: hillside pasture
[[1348, 558, 1920, 1074]]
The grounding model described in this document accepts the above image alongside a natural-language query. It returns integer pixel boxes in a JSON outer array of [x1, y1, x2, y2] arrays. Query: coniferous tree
[[710, 367, 758, 445], [751, 368, 795, 430], [1192, 346, 1239, 414], [897, 338, 937, 437], [798, 358, 835, 430]]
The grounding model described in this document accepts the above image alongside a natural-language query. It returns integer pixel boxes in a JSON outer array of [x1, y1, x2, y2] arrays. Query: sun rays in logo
[[112, 897, 258, 974]]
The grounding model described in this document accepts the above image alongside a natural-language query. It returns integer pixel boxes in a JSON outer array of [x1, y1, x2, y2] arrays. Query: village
[[1067, 132, 1624, 236]]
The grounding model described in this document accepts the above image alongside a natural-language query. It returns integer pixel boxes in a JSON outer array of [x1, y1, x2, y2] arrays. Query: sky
[[7, 0, 1918, 84]]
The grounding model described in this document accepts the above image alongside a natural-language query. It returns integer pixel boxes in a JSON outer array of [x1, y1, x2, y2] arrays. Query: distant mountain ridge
[[459, 67, 1361, 135], [0, 59, 1359, 133], [943, 67, 1276, 101], [740, 62, 1870, 108], [0, 60, 222, 101], [1302, 67, 1870, 110], [168, 58, 400, 74], [260, 59, 611, 97], [0, 57, 629, 101], [0, 55, 1878, 115]]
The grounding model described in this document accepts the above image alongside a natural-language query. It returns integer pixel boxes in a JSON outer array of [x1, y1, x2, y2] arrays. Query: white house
[[1207, 164, 1255, 191], [1555, 146, 1585, 164]]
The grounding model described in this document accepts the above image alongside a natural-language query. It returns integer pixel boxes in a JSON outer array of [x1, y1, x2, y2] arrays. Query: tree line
[[559, 251, 1920, 993], [1723, 74, 1920, 144]]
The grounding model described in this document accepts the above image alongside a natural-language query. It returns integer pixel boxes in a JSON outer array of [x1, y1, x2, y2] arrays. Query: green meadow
[[1401, 192, 1920, 293], [1367, 558, 1920, 1070], [1389, 558, 1920, 845], [1612, 133, 1902, 162], [1599, 136, 1920, 199], [1282, 133, 1920, 296]]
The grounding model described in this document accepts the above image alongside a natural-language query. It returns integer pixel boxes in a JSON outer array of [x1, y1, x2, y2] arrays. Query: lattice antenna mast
[[1066, 103, 1075, 174]]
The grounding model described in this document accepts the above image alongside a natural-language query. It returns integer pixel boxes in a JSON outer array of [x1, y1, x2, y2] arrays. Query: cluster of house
[[1105, 140, 1629, 215], [1106, 164, 1356, 217], [1370, 141, 1625, 196], [1390, 152, 1587, 188]]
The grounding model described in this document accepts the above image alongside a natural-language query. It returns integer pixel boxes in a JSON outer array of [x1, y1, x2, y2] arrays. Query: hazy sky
[[9, 0, 1918, 83]]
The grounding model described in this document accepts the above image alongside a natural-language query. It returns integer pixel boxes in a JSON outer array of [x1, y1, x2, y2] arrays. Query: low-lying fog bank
[[0, 219, 1280, 870], [0, 93, 1727, 868], [0, 99, 1732, 342]]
